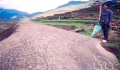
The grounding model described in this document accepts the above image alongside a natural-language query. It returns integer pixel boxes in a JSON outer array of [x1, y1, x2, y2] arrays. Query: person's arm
[[109, 10, 113, 23], [99, 11, 103, 24], [109, 10, 113, 26], [99, 5, 102, 21]]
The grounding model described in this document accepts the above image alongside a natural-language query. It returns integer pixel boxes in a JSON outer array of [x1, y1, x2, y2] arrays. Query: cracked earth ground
[[0, 20, 119, 70]]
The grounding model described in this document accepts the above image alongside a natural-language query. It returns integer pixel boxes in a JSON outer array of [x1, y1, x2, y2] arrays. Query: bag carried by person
[[91, 24, 102, 37]]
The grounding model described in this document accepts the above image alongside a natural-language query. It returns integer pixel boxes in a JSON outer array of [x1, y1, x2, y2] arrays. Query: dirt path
[[0, 20, 119, 70]]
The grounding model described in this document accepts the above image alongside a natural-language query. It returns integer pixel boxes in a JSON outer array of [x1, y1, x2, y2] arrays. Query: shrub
[[108, 43, 119, 48]]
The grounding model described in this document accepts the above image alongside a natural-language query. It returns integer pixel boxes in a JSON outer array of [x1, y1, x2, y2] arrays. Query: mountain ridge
[[0, 8, 43, 22], [57, 1, 87, 8]]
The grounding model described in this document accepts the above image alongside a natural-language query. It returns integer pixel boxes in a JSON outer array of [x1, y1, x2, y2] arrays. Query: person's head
[[102, 3, 109, 10]]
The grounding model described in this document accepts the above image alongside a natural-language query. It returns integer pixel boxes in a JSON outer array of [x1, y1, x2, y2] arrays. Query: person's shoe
[[102, 40, 107, 43]]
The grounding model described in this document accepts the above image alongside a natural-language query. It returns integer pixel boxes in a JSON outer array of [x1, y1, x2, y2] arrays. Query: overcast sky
[[0, 0, 89, 13]]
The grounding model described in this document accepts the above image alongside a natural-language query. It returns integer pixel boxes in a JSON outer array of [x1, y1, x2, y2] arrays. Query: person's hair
[[102, 3, 110, 8]]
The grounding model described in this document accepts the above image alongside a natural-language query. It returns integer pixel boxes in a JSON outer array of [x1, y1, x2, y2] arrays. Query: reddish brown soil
[[52, 25, 76, 31], [0, 28, 4, 33], [0, 22, 17, 41], [42, 5, 120, 20]]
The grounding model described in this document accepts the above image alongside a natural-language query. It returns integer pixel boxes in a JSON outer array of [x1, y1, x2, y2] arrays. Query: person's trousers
[[101, 23, 109, 41]]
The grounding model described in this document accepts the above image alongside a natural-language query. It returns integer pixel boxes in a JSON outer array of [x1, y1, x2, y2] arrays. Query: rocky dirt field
[[0, 20, 119, 70]]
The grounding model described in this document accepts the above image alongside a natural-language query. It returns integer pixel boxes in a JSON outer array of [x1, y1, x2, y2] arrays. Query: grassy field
[[34, 19, 98, 24], [36, 22, 84, 28]]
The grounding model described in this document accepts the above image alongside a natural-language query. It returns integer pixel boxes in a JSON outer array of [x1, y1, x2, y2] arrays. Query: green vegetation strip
[[108, 43, 120, 48], [34, 20, 97, 24], [36, 22, 84, 28]]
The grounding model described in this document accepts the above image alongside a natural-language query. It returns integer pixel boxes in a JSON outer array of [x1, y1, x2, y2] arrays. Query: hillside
[[34, 0, 120, 19], [37, 3, 120, 20], [30, 12, 43, 17], [34, 1, 93, 18], [0, 20, 119, 70], [0, 8, 30, 22], [0, 8, 43, 22], [57, 1, 87, 8]]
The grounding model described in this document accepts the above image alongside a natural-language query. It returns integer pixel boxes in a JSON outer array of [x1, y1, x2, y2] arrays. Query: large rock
[[0, 20, 119, 70]]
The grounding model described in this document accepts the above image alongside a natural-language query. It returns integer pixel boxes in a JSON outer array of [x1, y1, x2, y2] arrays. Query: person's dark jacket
[[100, 9, 113, 25]]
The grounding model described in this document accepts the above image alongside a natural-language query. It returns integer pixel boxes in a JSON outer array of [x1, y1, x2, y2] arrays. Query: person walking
[[99, 3, 113, 43]]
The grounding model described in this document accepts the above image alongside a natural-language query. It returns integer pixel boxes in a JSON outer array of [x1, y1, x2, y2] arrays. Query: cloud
[[0, 0, 89, 13]]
